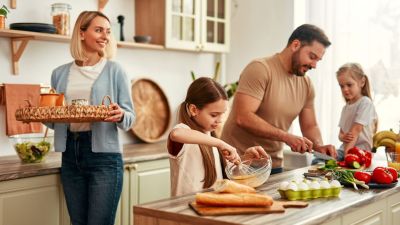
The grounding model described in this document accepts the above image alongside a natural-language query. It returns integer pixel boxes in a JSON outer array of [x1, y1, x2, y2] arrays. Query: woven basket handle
[[102, 95, 113, 106]]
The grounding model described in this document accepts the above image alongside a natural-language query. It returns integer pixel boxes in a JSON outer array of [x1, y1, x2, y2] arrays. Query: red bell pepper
[[348, 147, 366, 165]]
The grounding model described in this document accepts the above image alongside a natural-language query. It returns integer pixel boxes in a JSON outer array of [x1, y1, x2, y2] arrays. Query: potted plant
[[0, 5, 10, 29]]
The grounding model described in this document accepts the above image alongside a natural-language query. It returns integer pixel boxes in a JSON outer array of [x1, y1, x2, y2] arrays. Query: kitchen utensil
[[189, 200, 308, 216], [311, 150, 335, 161], [10, 23, 57, 34], [117, 15, 125, 41], [131, 78, 171, 143], [134, 35, 152, 43], [225, 155, 272, 188], [39, 88, 62, 107]]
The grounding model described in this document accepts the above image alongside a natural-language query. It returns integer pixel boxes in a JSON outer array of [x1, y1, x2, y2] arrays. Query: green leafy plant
[[0, 5, 10, 18], [191, 62, 239, 99]]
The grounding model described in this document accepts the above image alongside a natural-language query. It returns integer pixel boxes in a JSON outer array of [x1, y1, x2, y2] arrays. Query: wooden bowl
[[131, 78, 171, 143]]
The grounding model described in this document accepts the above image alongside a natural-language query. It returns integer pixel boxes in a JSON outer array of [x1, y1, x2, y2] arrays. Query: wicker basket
[[15, 96, 113, 123]]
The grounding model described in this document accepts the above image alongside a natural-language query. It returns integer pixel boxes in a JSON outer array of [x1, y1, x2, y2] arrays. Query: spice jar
[[51, 3, 71, 35]]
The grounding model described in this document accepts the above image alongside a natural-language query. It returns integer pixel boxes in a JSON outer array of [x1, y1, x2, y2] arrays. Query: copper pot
[[40, 88, 65, 106]]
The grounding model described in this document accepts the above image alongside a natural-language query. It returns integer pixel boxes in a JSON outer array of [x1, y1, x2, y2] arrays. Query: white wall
[[0, 0, 218, 156], [226, 0, 294, 83]]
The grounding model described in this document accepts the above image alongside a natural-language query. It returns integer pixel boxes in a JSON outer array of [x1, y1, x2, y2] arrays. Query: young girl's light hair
[[70, 11, 116, 62], [178, 77, 228, 188], [336, 63, 372, 100]]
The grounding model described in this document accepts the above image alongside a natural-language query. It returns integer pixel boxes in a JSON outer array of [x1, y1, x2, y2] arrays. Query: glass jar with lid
[[51, 3, 71, 35]]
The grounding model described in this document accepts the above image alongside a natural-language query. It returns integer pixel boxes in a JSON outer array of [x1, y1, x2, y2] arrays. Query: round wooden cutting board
[[131, 78, 171, 143]]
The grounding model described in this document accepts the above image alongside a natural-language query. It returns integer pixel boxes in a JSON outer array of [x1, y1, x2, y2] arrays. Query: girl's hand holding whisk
[[219, 141, 241, 164]]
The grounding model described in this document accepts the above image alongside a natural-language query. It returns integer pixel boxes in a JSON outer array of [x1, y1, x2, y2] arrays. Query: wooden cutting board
[[189, 200, 308, 216]]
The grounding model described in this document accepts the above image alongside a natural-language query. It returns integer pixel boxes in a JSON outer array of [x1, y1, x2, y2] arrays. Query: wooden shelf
[[0, 29, 165, 75]]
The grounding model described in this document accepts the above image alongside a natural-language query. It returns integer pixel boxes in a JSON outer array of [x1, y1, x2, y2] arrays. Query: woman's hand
[[219, 141, 240, 164], [243, 146, 268, 161], [104, 103, 125, 122]]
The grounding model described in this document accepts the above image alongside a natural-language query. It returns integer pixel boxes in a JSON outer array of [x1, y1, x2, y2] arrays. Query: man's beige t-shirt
[[221, 54, 315, 168]]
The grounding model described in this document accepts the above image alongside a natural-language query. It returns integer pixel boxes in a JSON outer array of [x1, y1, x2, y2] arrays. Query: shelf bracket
[[10, 37, 32, 75], [10, 0, 16, 9], [98, 0, 109, 11]]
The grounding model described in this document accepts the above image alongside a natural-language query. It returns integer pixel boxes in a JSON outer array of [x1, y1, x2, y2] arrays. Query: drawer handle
[[127, 164, 138, 171]]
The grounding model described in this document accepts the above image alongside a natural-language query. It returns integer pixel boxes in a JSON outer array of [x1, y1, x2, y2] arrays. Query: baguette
[[213, 179, 256, 193], [196, 192, 273, 207]]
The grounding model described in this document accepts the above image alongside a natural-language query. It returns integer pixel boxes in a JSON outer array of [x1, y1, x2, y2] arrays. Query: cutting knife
[[311, 150, 335, 161]]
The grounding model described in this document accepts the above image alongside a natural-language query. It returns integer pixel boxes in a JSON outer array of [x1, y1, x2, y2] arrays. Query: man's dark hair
[[287, 24, 331, 47]]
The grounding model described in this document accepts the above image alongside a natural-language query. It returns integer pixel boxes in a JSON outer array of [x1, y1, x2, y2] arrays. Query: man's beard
[[291, 50, 311, 77]]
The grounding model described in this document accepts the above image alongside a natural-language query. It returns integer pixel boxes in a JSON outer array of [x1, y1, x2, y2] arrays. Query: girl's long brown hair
[[179, 77, 228, 188], [336, 63, 372, 100]]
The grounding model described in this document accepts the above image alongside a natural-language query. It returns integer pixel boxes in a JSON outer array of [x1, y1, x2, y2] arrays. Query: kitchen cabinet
[[136, 0, 230, 52], [0, 174, 70, 225], [120, 158, 171, 225]]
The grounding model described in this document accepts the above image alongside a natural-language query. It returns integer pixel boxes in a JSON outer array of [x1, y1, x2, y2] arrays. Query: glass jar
[[51, 3, 71, 35]]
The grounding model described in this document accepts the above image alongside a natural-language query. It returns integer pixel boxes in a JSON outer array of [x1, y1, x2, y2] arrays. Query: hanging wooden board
[[131, 78, 171, 143]]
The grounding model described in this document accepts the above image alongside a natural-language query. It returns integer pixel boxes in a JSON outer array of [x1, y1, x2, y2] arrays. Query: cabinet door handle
[[127, 164, 138, 171]]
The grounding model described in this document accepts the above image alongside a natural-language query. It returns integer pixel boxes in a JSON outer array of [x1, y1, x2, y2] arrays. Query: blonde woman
[[47, 11, 135, 225]]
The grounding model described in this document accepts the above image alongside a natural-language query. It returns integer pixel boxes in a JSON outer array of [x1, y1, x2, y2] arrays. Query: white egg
[[287, 182, 298, 191], [304, 179, 312, 185], [330, 180, 342, 188], [294, 177, 303, 184], [310, 181, 321, 190], [298, 182, 309, 190], [320, 180, 330, 189], [279, 181, 290, 190]]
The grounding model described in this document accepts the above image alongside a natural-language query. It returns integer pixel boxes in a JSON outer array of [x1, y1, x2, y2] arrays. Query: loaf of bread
[[213, 179, 256, 193], [195, 192, 273, 207]]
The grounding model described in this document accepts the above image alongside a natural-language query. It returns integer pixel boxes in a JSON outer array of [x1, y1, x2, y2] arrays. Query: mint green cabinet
[[0, 174, 70, 225], [119, 158, 171, 225]]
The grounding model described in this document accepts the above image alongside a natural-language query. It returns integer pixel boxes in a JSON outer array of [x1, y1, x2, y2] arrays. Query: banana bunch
[[372, 130, 398, 152]]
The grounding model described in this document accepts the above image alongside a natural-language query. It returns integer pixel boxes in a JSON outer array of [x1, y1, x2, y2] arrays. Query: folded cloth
[[4, 84, 42, 136]]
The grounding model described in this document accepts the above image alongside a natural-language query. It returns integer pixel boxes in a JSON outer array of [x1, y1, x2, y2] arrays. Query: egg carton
[[278, 187, 342, 201]]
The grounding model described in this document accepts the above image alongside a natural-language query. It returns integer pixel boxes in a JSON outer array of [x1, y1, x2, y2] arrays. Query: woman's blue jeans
[[61, 131, 123, 225]]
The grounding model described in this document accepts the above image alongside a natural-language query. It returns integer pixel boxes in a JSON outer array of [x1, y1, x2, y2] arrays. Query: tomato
[[364, 151, 373, 168], [354, 171, 372, 184], [348, 147, 366, 165], [372, 167, 393, 184], [345, 154, 361, 168], [338, 161, 347, 167], [386, 167, 398, 182]]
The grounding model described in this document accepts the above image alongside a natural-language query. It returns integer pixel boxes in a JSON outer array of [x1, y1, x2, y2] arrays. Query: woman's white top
[[169, 123, 223, 197], [66, 58, 107, 131]]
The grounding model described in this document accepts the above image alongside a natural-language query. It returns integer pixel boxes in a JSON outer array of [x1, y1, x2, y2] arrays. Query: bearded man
[[221, 24, 337, 174]]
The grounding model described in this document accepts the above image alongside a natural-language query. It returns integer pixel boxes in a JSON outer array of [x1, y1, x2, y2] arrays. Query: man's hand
[[315, 144, 337, 159], [284, 133, 313, 153]]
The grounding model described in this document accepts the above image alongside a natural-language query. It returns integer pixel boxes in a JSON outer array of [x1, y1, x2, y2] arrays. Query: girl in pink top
[[168, 77, 267, 196]]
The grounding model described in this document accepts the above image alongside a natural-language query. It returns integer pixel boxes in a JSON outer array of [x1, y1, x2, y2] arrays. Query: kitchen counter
[[133, 167, 400, 225], [0, 140, 168, 181]]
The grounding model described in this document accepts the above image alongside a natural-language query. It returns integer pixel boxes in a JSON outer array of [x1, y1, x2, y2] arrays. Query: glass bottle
[[51, 3, 71, 35]]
